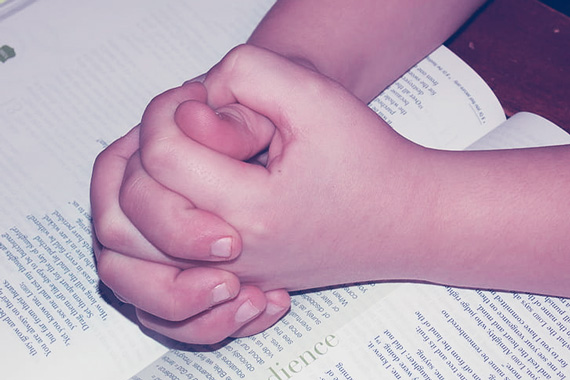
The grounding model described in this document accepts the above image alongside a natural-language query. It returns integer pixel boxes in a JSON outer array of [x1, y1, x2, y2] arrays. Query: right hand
[[137, 45, 431, 293]]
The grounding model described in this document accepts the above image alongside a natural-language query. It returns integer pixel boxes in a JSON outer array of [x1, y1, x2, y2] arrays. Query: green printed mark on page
[[0, 45, 15, 63]]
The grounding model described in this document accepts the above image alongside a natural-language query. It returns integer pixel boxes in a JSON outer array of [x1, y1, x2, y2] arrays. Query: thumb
[[139, 83, 273, 214], [174, 97, 275, 162]]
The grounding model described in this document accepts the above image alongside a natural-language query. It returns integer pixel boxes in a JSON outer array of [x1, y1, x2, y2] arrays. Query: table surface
[[446, 0, 570, 131]]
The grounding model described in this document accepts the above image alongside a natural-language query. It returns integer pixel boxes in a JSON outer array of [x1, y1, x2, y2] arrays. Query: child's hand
[[138, 45, 432, 294], [90, 82, 290, 344]]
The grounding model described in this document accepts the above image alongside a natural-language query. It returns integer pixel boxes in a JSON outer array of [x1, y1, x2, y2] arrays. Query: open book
[[2, 1, 569, 379]]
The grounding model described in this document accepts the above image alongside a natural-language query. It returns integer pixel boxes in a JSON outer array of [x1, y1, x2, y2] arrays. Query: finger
[[123, 83, 275, 260], [91, 126, 164, 260], [203, 44, 343, 133], [230, 289, 291, 338], [92, 83, 244, 263], [174, 99, 275, 161], [135, 285, 268, 345], [96, 247, 241, 321], [138, 84, 273, 214], [120, 151, 242, 260], [138, 45, 351, 214]]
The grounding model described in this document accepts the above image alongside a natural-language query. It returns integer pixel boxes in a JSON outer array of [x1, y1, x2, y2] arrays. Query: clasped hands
[[91, 45, 427, 344]]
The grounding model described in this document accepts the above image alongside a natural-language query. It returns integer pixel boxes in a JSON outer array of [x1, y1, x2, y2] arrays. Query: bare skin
[[139, 46, 570, 300], [88, 1, 570, 345], [91, 85, 291, 343]]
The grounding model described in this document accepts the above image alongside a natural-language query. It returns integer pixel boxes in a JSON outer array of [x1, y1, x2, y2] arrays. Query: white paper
[[3, 1, 570, 379], [467, 112, 570, 150], [370, 46, 507, 150], [1, 1, 274, 379]]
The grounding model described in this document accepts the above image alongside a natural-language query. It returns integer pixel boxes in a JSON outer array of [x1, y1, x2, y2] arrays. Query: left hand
[[91, 82, 290, 344]]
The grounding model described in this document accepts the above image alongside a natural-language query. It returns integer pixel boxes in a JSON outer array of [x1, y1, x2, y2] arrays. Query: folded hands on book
[[90, 45, 436, 344], [91, 45, 570, 345]]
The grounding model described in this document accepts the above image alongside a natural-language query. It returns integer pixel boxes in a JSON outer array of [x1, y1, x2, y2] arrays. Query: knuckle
[[226, 43, 255, 63], [91, 149, 115, 186], [93, 211, 131, 252], [94, 251, 117, 289], [118, 172, 146, 218], [140, 137, 177, 178], [144, 90, 171, 117], [162, 285, 188, 322], [92, 149, 107, 170], [240, 207, 278, 243], [221, 44, 261, 76]]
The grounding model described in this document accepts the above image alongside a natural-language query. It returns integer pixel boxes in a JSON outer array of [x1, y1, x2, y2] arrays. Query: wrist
[[382, 145, 442, 283], [344, 127, 442, 285]]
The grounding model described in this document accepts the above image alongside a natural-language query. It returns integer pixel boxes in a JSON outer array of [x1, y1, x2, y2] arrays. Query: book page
[[134, 285, 570, 380], [132, 283, 401, 380], [293, 284, 570, 379], [0, 1, 274, 379], [467, 112, 570, 150], [370, 45, 507, 151]]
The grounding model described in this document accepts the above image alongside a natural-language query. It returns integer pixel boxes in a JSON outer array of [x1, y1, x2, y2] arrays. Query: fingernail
[[211, 237, 233, 258], [265, 302, 287, 316], [212, 283, 232, 304], [114, 292, 129, 304], [183, 73, 206, 85], [235, 300, 261, 323]]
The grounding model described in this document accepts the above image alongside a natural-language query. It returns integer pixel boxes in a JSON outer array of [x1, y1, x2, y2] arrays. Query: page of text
[[370, 46, 507, 150], [1, 1, 274, 379]]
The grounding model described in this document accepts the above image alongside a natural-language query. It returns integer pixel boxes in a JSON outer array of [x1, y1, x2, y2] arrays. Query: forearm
[[412, 146, 570, 297], [248, 0, 487, 102]]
